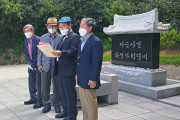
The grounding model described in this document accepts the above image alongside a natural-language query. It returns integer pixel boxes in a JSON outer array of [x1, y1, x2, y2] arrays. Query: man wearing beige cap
[[37, 17, 62, 113]]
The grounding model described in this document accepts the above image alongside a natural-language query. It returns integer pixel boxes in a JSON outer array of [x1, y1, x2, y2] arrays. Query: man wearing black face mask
[[37, 17, 62, 113], [52, 16, 80, 120]]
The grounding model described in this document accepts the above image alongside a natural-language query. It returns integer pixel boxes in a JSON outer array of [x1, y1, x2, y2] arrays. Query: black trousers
[[28, 68, 42, 104], [58, 75, 77, 118]]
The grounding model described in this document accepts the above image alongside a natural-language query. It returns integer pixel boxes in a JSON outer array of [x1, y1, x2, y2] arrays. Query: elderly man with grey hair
[[76, 18, 103, 120], [23, 24, 43, 109]]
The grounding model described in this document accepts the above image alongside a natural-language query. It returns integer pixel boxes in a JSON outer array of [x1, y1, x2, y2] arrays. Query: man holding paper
[[52, 16, 80, 120], [23, 24, 43, 109], [37, 17, 61, 113]]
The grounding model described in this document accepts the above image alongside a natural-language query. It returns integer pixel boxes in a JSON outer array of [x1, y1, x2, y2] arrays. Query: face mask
[[48, 29, 56, 34], [60, 29, 69, 36], [79, 28, 87, 37], [24, 32, 33, 38]]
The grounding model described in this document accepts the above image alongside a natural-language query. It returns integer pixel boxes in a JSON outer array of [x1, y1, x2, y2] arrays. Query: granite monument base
[[106, 64, 180, 99]]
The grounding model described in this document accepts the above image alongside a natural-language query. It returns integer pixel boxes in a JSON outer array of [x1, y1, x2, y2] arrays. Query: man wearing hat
[[52, 16, 80, 120], [37, 17, 62, 113]]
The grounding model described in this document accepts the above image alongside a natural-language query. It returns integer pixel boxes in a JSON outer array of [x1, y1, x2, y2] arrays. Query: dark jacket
[[24, 35, 40, 73], [76, 33, 103, 89], [57, 31, 80, 76]]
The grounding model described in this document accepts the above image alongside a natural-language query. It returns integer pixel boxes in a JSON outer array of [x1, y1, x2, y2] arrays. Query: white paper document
[[37, 43, 58, 57]]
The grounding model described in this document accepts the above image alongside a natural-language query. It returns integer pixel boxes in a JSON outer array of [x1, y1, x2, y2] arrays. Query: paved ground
[[1, 64, 180, 120]]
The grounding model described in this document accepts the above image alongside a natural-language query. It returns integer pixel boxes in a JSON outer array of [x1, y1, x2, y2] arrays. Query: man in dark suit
[[76, 18, 103, 120], [23, 24, 43, 109], [52, 16, 80, 120]]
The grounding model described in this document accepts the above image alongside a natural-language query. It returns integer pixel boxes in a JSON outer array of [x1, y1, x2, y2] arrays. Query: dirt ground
[[160, 64, 180, 80]]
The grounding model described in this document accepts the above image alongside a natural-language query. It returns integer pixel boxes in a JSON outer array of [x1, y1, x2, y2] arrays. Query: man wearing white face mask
[[76, 18, 103, 120], [23, 24, 43, 109], [37, 17, 62, 113], [52, 16, 80, 120]]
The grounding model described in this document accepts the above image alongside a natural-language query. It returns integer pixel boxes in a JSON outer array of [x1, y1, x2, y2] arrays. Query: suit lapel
[[78, 34, 93, 61], [25, 39, 30, 59], [31, 36, 36, 58], [59, 31, 73, 50]]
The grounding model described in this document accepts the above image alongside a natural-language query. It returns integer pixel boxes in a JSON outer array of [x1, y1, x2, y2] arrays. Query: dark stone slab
[[111, 33, 160, 69]]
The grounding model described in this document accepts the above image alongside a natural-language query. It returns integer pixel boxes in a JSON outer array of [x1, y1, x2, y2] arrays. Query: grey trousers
[[41, 71, 61, 107]]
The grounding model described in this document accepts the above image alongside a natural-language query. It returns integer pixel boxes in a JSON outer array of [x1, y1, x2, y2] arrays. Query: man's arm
[[37, 37, 43, 72], [90, 40, 103, 82], [31, 38, 40, 68]]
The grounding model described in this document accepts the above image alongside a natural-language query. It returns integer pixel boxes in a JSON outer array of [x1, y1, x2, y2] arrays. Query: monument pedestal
[[106, 64, 180, 99]]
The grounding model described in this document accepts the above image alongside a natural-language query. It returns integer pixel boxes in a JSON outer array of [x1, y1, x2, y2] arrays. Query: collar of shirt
[[66, 30, 72, 37], [28, 38, 33, 43], [27, 36, 33, 43], [80, 33, 93, 51], [48, 32, 57, 38], [80, 33, 93, 43], [63, 30, 73, 41]]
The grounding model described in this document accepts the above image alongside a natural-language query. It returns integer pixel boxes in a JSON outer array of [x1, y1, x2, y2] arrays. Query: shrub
[[160, 29, 180, 50]]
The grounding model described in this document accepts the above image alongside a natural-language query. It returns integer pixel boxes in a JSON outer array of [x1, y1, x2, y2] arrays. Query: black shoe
[[24, 100, 36, 105], [55, 106, 61, 113], [33, 103, 43, 109], [42, 105, 51, 113], [63, 116, 76, 120], [55, 111, 67, 118]]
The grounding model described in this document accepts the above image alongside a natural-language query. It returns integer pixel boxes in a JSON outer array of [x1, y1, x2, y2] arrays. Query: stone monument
[[103, 8, 180, 99]]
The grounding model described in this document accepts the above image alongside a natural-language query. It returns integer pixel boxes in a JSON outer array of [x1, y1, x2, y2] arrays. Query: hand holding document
[[37, 43, 58, 57]]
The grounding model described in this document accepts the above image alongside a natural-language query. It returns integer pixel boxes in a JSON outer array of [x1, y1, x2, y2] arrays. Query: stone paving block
[[137, 112, 176, 120], [100, 108, 134, 119], [122, 116, 145, 120], [119, 105, 150, 115], [118, 91, 137, 99], [0, 92, 20, 103], [0, 103, 7, 112], [10, 88, 28, 95], [6, 117, 21, 120], [159, 95, 180, 107], [156, 107, 180, 119], [118, 96, 150, 105], [20, 114, 51, 120], [148, 101, 173, 108], [0, 88, 7, 93], [2, 101, 23, 108], [0, 108, 17, 120], [98, 113, 114, 120], [16, 94, 30, 101], [110, 102, 132, 109], [8, 103, 41, 117], [98, 104, 118, 111], [134, 102, 165, 111]]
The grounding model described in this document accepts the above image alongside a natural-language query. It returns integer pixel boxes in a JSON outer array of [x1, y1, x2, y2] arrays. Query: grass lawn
[[103, 54, 180, 66], [160, 55, 180, 66]]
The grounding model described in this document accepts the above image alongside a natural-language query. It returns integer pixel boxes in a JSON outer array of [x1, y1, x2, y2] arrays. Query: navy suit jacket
[[76, 33, 103, 89], [24, 35, 40, 73], [57, 31, 80, 76]]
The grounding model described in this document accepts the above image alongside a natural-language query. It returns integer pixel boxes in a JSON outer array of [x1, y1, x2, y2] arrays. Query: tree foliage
[[0, 0, 179, 64]]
